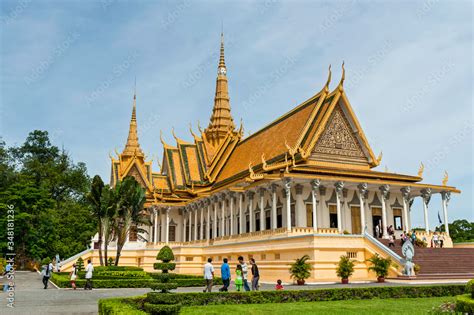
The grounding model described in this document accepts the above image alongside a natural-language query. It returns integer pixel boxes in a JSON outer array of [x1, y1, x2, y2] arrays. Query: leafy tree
[[0, 131, 95, 268], [113, 176, 150, 265], [100, 184, 119, 266], [437, 220, 474, 243], [87, 175, 105, 266]]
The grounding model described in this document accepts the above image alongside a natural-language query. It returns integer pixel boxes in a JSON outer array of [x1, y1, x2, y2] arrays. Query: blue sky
[[1, 0, 472, 225]]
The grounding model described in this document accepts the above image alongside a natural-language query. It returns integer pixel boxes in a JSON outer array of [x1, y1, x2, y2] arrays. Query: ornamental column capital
[[311, 179, 321, 191], [227, 191, 236, 199], [334, 181, 344, 197], [441, 191, 451, 203], [400, 186, 411, 200], [420, 188, 432, 205], [258, 187, 267, 196], [357, 183, 368, 199], [283, 178, 292, 191], [269, 183, 278, 193], [211, 195, 219, 203], [379, 184, 390, 200], [246, 190, 255, 199]]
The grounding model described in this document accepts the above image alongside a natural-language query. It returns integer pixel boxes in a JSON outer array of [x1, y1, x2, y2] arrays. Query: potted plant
[[289, 255, 311, 285], [336, 255, 355, 284], [366, 254, 392, 282]]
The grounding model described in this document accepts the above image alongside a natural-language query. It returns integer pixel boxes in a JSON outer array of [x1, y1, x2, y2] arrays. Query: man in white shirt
[[84, 260, 94, 290], [203, 258, 214, 292], [238, 256, 250, 291]]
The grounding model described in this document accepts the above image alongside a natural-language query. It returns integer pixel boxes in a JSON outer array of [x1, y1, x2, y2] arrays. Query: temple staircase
[[379, 239, 474, 280]]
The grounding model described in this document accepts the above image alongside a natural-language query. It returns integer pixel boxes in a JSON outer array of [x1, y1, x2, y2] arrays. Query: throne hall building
[[62, 34, 466, 281]]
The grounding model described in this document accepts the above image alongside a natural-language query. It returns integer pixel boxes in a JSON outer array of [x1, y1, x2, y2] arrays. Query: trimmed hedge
[[98, 296, 146, 315], [467, 279, 474, 298], [143, 302, 181, 315], [455, 294, 474, 313], [95, 266, 144, 272], [51, 272, 219, 288], [145, 285, 467, 306]]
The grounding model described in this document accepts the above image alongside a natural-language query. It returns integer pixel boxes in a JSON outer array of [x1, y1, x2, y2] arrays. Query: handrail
[[364, 231, 403, 264], [60, 248, 93, 266]]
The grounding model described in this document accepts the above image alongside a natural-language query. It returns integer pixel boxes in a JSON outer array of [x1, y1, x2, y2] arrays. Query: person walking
[[69, 263, 78, 290], [84, 260, 94, 290], [238, 256, 250, 291], [235, 265, 243, 291], [203, 258, 214, 292], [41, 260, 54, 289], [219, 258, 230, 292], [250, 258, 260, 291], [388, 234, 395, 247]]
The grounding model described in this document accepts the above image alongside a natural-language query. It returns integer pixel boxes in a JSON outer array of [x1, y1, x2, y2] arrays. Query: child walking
[[235, 265, 243, 291]]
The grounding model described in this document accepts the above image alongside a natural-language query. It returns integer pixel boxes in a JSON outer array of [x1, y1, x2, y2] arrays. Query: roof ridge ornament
[[417, 162, 424, 178], [324, 64, 332, 93], [376, 151, 383, 165], [442, 170, 449, 186], [338, 61, 345, 92]]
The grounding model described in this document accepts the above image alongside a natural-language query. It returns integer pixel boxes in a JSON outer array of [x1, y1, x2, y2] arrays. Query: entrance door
[[351, 206, 361, 234], [306, 204, 313, 227], [372, 207, 382, 237]]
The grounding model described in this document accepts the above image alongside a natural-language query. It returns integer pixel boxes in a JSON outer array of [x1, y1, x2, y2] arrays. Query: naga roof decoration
[[110, 37, 460, 206]]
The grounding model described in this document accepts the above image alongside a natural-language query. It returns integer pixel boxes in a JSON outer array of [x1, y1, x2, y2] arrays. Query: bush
[[76, 257, 84, 272], [336, 255, 355, 280], [41, 257, 51, 265], [455, 294, 474, 313], [95, 266, 144, 272], [99, 296, 146, 315], [289, 255, 311, 283], [157, 246, 175, 262], [466, 279, 474, 298], [153, 263, 176, 271], [143, 302, 181, 315], [366, 254, 392, 278], [145, 285, 466, 307], [78, 270, 150, 279]]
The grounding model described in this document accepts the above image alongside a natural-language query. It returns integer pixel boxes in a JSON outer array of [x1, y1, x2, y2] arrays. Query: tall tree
[[100, 184, 119, 266], [114, 176, 150, 265], [87, 175, 105, 266]]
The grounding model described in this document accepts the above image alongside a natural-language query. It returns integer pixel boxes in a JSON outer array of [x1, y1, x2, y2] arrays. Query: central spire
[[123, 91, 144, 156], [204, 32, 236, 148]]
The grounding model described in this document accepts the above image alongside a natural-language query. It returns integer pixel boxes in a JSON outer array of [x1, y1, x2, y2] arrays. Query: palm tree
[[100, 184, 119, 266], [114, 176, 150, 265], [87, 175, 104, 266]]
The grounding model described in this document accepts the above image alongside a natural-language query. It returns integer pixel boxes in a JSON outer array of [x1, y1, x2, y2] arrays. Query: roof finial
[[324, 64, 332, 92], [134, 76, 136, 100], [338, 61, 345, 91]]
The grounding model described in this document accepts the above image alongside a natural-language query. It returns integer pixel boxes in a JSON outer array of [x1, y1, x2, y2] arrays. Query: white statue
[[401, 241, 415, 276]]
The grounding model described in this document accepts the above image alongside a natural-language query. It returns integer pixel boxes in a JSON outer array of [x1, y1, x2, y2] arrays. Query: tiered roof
[[110, 38, 459, 206]]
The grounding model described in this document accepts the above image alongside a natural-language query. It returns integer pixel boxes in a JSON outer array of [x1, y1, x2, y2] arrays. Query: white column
[[194, 206, 198, 240], [401, 187, 411, 232], [182, 209, 187, 242], [271, 184, 277, 230], [239, 193, 244, 234], [247, 191, 255, 232], [188, 209, 192, 241], [206, 201, 211, 240], [379, 185, 390, 239], [335, 181, 344, 233], [284, 178, 292, 231], [220, 195, 225, 236], [358, 183, 368, 234], [229, 192, 234, 235], [154, 208, 158, 242], [200, 202, 204, 240], [259, 188, 265, 231], [421, 188, 431, 233], [213, 197, 218, 238], [165, 207, 170, 244], [311, 179, 320, 231], [441, 191, 451, 236]]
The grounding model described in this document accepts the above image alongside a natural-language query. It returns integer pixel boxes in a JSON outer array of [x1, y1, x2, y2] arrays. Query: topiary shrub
[[336, 255, 355, 284], [76, 257, 84, 272], [466, 279, 474, 298], [148, 246, 180, 314]]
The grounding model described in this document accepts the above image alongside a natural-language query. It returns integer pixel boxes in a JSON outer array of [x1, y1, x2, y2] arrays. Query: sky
[[0, 0, 472, 226]]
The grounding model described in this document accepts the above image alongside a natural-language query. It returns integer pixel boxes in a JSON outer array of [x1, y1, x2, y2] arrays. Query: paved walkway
[[0, 272, 468, 314]]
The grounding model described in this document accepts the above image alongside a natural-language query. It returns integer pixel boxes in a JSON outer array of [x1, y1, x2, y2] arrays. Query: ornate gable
[[311, 104, 368, 166], [128, 164, 148, 188]]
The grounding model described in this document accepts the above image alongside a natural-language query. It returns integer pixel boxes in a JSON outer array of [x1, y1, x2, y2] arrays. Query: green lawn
[[180, 297, 455, 314]]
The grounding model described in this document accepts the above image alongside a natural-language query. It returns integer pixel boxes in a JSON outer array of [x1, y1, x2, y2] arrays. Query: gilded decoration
[[313, 105, 365, 158]]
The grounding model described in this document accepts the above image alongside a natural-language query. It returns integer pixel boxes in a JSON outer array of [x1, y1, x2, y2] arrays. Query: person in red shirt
[[275, 279, 284, 290]]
